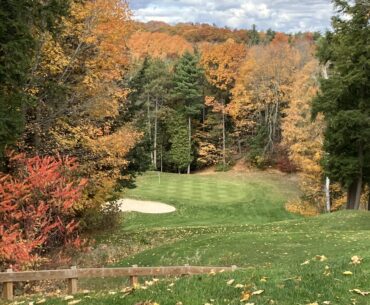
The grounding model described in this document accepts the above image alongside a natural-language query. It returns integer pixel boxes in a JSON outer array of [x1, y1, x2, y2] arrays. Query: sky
[[130, 0, 334, 33]]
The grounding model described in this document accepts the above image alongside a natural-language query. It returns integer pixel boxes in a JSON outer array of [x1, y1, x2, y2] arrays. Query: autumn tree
[[19, 0, 141, 223], [127, 32, 193, 60], [201, 39, 247, 168], [282, 60, 327, 212], [230, 38, 301, 166], [0, 152, 86, 269], [312, 0, 370, 210]]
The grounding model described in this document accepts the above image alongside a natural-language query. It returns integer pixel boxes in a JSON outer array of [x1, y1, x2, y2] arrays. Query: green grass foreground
[[5, 171, 370, 305]]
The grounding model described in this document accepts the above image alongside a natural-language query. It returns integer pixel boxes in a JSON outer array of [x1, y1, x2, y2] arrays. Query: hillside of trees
[[0, 0, 369, 269]]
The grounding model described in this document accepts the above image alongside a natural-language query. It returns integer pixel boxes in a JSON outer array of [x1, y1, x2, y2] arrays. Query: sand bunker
[[117, 199, 176, 214]]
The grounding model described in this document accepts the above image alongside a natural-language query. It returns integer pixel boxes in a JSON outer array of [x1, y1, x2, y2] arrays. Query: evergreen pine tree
[[168, 113, 192, 173], [313, 0, 370, 209], [249, 24, 260, 46], [172, 51, 203, 174]]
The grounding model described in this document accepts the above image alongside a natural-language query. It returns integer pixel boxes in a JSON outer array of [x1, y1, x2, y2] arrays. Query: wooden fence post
[[67, 266, 78, 295], [130, 265, 138, 287], [183, 264, 190, 276], [2, 269, 13, 301]]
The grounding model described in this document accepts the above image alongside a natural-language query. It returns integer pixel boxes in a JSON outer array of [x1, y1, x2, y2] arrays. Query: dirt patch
[[117, 199, 176, 214]]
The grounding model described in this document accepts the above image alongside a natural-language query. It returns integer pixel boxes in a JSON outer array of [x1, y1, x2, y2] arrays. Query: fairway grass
[[6, 171, 370, 305]]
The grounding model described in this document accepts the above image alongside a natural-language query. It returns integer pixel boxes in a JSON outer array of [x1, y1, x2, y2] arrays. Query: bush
[[0, 152, 87, 269], [273, 146, 298, 173]]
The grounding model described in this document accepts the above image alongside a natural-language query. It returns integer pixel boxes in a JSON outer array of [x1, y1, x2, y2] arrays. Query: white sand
[[117, 199, 176, 214]]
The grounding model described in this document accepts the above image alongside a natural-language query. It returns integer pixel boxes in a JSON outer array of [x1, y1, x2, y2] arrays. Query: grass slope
[[6, 171, 370, 305]]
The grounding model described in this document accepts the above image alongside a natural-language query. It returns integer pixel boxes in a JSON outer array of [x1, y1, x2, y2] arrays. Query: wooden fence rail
[[1, 265, 237, 301]]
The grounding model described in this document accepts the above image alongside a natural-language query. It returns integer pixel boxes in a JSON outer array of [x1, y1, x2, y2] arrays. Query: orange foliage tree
[[0, 153, 87, 269], [127, 32, 193, 59], [24, 0, 141, 213]]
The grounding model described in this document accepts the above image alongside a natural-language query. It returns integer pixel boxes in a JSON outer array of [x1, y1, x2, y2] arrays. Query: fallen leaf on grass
[[350, 289, 370, 296], [307, 302, 318, 305], [121, 287, 134, 295], [64, 295, 74, 300], [343, 271, 353, 275], [315, 255, 328, 262], [240, 292, 251, 302], [35, 299, 46, 304], [260, 276, 268, 282], [67, 301, 81, 305], [252, 290, 264, 295], [323, 265, 331, 276], [108, 291, 117, 295], [351, 256, 362, 265], [323, 302, 331, 305], [235, 284, 244, 288], [301, 260, 310, 265], [227, 279, 235, 285]]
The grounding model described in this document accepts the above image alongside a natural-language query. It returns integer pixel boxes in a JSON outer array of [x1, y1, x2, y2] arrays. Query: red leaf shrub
[[0, 153, 87, 269]]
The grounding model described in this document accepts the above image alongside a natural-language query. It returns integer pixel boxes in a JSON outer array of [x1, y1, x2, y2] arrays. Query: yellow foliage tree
[[200, 39, 247, 167], [230, 40, 301, 160], [282, 60, 325, 213], [282, 60, 346, 214]]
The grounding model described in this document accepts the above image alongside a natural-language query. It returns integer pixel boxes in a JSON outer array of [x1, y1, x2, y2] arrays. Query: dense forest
[[0, 0, 369, 270]]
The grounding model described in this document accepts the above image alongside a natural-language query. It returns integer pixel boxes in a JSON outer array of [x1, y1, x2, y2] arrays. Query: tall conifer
[[313, 0, 370, 209]]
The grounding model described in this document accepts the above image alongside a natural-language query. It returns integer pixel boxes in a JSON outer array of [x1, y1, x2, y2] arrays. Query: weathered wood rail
[[0, 265, 237, 301]]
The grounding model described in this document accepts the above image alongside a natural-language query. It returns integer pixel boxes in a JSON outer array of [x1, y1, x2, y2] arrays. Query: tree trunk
[[347, 182, 357, 209], [34, 102, 42, 152], [367, 187, 370, 211], [187, 116, 191, 175], [147, 95, 153, 165], [238, 138, 242, 155], [347, 176, 362, 210], [354, 175, 363, 210], [354, 143, 363, 210], [160, 146, 163, 173], [325, 176, 331, 213], [203, 105, 206, 129], [222, 100, 226, 171], [153, 98, 158, 170]]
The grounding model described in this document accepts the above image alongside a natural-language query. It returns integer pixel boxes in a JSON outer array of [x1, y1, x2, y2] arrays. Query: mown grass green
[[121, 171, 300, 230]]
